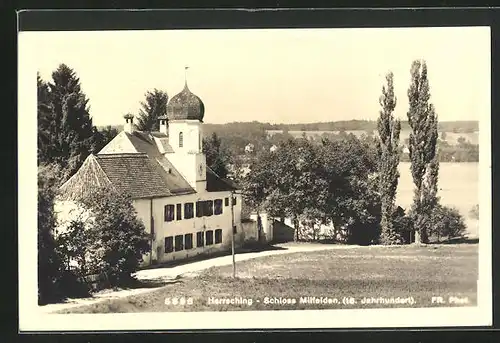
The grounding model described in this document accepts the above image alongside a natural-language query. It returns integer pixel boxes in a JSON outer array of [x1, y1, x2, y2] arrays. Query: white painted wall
[[134, 190, 242, 265], [167, 119, 207, 192], [99, 131, 137, 154], [249, 212, 273, 242]]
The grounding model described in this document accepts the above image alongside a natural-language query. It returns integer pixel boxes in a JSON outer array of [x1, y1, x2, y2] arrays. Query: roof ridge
[[97, 153, 148, 158]]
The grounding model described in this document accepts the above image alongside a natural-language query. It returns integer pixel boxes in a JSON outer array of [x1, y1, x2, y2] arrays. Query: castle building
[[57, 80, 243, 265]]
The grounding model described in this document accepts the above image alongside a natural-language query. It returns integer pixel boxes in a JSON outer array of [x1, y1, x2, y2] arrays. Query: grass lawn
[[58, 243, 478, 313]]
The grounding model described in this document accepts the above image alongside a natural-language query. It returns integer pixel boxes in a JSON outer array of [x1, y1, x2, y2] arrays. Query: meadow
[[58, 244, 478, 313], [396, 162, 479, 237]]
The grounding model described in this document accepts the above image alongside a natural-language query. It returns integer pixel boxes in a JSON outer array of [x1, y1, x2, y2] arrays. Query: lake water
[[396, 162, 480, 237]]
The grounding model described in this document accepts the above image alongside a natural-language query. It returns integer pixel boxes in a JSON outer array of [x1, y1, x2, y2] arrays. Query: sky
[[25, 27, 490, 126]]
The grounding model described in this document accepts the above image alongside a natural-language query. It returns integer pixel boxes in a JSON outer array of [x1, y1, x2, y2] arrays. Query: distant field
[[266, 129, 479, 146], [397, 162, 479, 237], [59, 244, 478, 313]]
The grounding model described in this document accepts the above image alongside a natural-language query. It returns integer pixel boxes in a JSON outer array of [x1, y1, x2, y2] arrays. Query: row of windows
[[164, 229, 223, 253], [164, 197, 237, 222]]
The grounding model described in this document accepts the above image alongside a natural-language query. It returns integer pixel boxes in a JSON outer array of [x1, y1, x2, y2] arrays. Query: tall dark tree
[[90, 125, 119, 153], [38, 164, 65, 304], [202, 132, 231, 179], [39, 64, 95, 180], [136, 89, 169, 132], [407, 60, 440, 244], [37, 73, 53, 165], [376, 71, 402, 244]]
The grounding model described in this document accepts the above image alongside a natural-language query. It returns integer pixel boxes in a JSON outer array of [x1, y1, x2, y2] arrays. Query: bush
[[429, 204, 467, 242], [390, 206, 413, 245], [80, 186, 150, 286]]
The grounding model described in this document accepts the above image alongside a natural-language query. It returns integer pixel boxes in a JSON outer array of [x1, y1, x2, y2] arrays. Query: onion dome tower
[[165, 67, 207, 192]]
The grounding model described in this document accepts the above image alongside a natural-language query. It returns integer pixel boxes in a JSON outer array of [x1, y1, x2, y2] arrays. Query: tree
[[136, 89, 169, 132], [407, 60, 440, 244], [243, 138, 329, 241], [90, 125, 119, 153], [203, 132, 231, 179], [429, 204, 467, 242], [80, 186, 150, 286], [37, 164, 65, 304], [320, 136, 381, 245], [376, 71, 403, 244], [38, 64, 95, 181], [37, 73, 53, 165]]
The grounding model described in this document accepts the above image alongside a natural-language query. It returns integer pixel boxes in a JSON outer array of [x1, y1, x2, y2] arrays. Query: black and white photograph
[[18, 19, 491, 331]]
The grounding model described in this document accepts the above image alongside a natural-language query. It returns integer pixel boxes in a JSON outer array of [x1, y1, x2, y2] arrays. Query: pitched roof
[[58, 154, 113, 201], [59, 128, 238, 201], [95, 154, 177, 199]]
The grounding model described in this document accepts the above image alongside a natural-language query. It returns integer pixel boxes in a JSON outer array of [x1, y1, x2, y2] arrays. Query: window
[[164, 205, 175, 222], [176, 203, 182, 221], [164, 236, 174, 253], [179, 132, 183, 148], [196, 231, 204, 247], [185, 233, 193, 250], [214, 199, 223, 215], [206, 230, 214, 245], [205, 200, 213, 216], [196, 201, 203, 218], [233, 225, 237, 234], [174, 235, 184, 251], [232, 196, 237, 206], [224, 197, 229, 207], [215, 229, 222, 244], [184, 203, 194, 219]]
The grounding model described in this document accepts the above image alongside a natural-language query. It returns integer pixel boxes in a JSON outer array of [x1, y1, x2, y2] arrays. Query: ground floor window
[[185, 233, 193, 249], [206, 230, 214, 245], [174, 235, 184, 251], [233, 225, 237, 234], [165, 236, 173, 253], [215, 229, 222, 244], [224, 197, 229, 206], [197, 231, 204, 247]]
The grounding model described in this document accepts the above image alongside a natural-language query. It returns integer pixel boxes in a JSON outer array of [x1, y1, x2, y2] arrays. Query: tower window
[[179, 132, 183, 148]]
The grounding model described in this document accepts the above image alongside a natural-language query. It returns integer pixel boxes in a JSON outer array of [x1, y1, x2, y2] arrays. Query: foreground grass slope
[[59, 244, 478, 313]]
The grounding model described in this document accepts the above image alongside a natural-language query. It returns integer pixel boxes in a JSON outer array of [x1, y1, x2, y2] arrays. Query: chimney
[[124, 114, 134, 134], [158, 115, 168, 135]]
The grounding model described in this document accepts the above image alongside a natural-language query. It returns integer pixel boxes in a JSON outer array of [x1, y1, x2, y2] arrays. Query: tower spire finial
[[184, 66, 189, 88]]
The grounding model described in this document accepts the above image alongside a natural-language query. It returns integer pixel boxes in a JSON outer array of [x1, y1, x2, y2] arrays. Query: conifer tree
[[136, 89, 169, 131], [407, 60, 440, 244], [376, 71, 402, 244], [39, 64, 95, 180], [37, 72, 53, 165]]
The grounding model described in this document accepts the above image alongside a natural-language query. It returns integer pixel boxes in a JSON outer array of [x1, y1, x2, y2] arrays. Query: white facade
[[166, 119, 207, 192], [135, 191, 242, 264]]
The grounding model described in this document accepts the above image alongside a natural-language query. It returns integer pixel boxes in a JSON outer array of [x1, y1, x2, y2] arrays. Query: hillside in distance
[[203, 120, 479, 134], [98, 120, 478, 135]]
